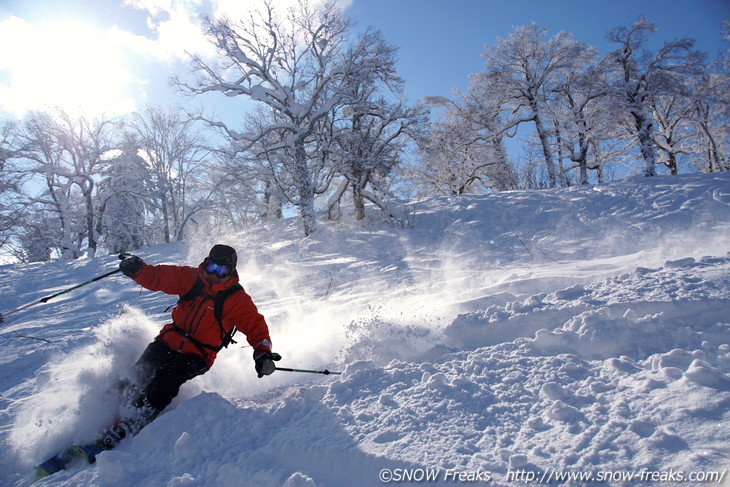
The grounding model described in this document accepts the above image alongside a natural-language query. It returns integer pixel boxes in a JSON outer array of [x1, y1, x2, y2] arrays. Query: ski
[[33, 422, 127, 479], [34, 446, 84, 479], [34, 442, 109, 479]]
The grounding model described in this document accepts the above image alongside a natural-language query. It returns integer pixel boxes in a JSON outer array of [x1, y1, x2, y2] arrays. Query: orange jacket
[[132, 263, 272, 368]]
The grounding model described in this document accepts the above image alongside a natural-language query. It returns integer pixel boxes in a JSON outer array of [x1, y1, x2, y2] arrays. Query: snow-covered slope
[[1, 173, 729, 486]]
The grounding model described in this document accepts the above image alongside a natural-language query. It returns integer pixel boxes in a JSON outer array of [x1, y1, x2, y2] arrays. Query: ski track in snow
[[0, 173, 729, 486]]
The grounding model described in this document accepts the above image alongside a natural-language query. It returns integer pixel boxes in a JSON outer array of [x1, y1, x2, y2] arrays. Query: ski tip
[[33, 463, 63, 481], [34, 467, 51, 481]]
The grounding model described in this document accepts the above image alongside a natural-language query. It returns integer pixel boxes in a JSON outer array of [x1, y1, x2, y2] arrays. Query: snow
[[1, 173, 730, 486]]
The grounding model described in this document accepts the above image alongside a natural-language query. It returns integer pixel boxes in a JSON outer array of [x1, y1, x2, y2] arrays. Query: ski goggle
[[204, 258, 233, 278]]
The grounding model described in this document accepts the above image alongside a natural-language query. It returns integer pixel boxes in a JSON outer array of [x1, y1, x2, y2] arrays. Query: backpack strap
[[214, 283, 243, 349], [178, 277, 206, 304], [164, 277, 205, 313], [162, 277, 244, 354]]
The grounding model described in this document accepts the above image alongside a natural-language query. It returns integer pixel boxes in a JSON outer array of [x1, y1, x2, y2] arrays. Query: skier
[[92, 244, 277, 456], [35, 244, 279, 477], [104, 245, 277, 438]]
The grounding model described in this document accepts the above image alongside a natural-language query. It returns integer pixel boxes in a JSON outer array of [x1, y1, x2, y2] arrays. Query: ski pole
[[275, 367, 342, 375], [0, 268, 122, 324], [41, 268, 123, 303], [0, 254, 132, 324]]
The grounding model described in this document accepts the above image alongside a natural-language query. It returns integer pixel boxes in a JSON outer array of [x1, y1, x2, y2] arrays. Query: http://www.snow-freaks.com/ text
[[377, 466, 727, 484]]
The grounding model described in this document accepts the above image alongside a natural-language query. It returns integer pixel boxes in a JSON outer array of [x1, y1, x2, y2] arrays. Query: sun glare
[[0, 16, 142, 118], [1, 0, 354, 120]]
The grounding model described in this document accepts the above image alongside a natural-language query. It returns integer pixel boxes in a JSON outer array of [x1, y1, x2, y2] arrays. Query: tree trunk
[[353, 184, 366, 221], [577, 130, 589, 185], [263, 179, 283, 221], [161, 197, 171, 243], [327, 179, 348, 221], [294, 140, 316, 236], [665, 152, 678, 175], [84, 188, 97, 258], [533, 111, 557, 187], [554, 119, 568, 187], [699, 121, 727, 172], [632, 111, 657, 177]]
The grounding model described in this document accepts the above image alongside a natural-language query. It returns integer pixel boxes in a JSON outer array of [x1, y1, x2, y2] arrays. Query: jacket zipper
[[182, 296, 213, 341]]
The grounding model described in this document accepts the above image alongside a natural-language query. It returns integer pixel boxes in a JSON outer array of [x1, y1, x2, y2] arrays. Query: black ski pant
[[123, 340, 209, 434]]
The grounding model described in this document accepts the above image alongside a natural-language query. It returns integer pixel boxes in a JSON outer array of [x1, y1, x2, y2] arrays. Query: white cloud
[[124, 0, 355, 61], [0, 0, 356, 118], [123, 0, 215, 61]]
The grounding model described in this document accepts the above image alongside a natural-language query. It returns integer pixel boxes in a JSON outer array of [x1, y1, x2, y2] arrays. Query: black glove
[[119, 255, 144, 277], [254, 351, 281, 378]]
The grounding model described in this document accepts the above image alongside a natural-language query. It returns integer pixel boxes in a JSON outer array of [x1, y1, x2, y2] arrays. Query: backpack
[[164, 277, 243, 356]]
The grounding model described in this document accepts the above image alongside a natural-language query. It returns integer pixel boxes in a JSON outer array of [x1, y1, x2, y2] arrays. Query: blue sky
[[0, 0, 728, 119], [347, 0, 730, 103]]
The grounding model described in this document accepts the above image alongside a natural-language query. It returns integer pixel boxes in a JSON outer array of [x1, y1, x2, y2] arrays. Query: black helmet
[[207, 244, 237, 268]]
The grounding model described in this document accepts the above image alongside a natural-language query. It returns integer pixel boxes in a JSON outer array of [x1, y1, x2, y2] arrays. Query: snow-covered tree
[[54, 110, 117, 257], [98, 140, 150, 253], [605, 15, 706, 176], [548, 53, 618, 185], [690, 81, 728, 173], [203, 143, 282, 228], [9, 205, 60, 262], [410, 78, 519, 197], [330, 102, 416, 219], [0, 121, 25, 252], [688, 23, 729, 173], [182, 0, 408, 235], [412, 94, 516, 196], [433, 19, 721, 185], [414, 118, 494, 196], [478, 23, 592, 187], [327, 29, 424, 220], [12, 109, 116, 259], [650, 92, 697, 175], [128, 106, 212, 243], [517, 144, 550, 190]]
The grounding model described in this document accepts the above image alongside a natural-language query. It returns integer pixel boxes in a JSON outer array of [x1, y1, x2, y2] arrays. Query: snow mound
[[0, 173, 729, 486]]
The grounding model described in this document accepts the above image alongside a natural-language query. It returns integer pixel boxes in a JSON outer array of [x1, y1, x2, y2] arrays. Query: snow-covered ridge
[[1, 173, 729, 486]]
